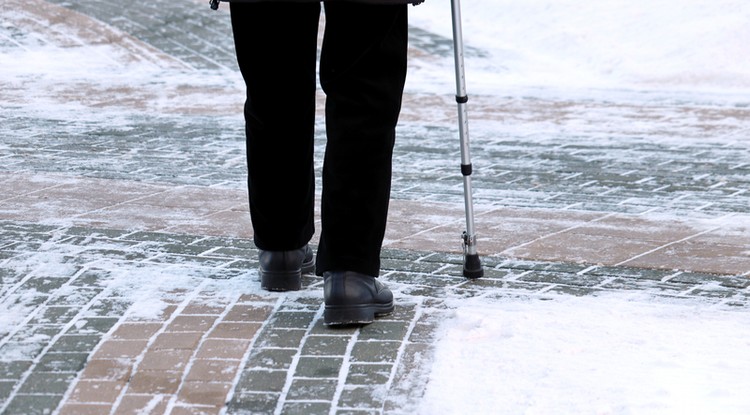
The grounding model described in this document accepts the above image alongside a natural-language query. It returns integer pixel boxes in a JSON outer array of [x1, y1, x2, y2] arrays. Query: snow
[[409, 0, 750, 95], [418, 293, 750, 414], [2, 0, 750, 413]]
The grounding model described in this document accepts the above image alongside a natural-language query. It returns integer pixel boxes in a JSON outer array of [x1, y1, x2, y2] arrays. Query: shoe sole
[[260, 258, 315, 292], [324, 302, 394, 325]]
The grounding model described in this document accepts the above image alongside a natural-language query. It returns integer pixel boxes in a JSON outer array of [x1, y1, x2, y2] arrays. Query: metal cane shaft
[[451, 0, 479, 257]]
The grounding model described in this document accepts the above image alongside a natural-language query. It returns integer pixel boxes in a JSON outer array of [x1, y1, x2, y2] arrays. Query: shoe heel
[[261, 270, 302, 291], [324, 306, 375, 325], [301, 260, 315, 275]]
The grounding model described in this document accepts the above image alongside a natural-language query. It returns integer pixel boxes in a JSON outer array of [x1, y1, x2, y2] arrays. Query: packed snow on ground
[[416, 292, 750, 415]]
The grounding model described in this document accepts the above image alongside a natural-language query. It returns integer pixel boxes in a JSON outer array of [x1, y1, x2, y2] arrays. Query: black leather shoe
[[259, 245, 314, 291], [323, 271, 394, 325]]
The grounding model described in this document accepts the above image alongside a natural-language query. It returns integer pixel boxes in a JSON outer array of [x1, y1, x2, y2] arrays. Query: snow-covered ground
[[2, 1, 749, 413]]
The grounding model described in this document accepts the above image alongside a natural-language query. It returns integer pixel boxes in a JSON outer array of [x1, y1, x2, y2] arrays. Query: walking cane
[[451, 0, 483, 278]]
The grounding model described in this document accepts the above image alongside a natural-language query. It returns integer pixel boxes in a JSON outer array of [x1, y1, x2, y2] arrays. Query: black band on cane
[[461, 164, 472, 176], [456, 95, 468, 104]]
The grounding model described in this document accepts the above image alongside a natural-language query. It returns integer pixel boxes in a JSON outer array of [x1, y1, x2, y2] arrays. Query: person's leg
[[317, 2, 408, 278], [317, 2, 408, 324], [230, 2, 320, 290]]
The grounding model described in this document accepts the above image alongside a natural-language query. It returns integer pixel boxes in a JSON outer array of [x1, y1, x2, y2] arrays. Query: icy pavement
[[1, 0, 750, 414]]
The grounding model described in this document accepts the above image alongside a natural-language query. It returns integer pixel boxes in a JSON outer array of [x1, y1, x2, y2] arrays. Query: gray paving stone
[[346, 364, 393, 386], [35, 352, 89, 373], [237, 369, 287, 393], [2, 394, 64, 415], [357, 322, 410, 342], [285, 378, 338, 402], [294, 357, 343, 379], [272, 311, 318, 329], [350, 341, 401, 364], [254, 329, 308, 349], [227, 392, 280, 414], [300, 336, 351, 357], [48, 334, 102, 353], [245, 348, 298, 371], [17, 372, 76, 395], [0, 361, 32, 380], [338, 385, 386, 410], [65, 317, 120, 336], [282, 401, 332, 415]]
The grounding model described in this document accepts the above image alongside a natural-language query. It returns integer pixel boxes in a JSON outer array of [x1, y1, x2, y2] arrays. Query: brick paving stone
[[185, 359, 240, 383], [114, 394, 168, 414]]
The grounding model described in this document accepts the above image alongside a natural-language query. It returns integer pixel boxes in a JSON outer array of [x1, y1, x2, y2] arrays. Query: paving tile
[[80, 359, 133, 382], [350, 341, 402, 364], [150, 332, 204, 350], [226, 392, 280, 413], [177, 381, 233, 407], [92, 340, 148, 360], [3, 394, 65, 415], [36, 352, 89, 373], [127, 370, 182, 394], [300, 335, 351, 357], [57, 402, 113, 415], [208, 322, 262, 340], [224, 304, 274, 322], [236, 369, 287, 393], [18, 372, 77, 394], [294, 357, 344, 379], [245, 348, 298, 371], [110, 323, 163, 340], [254, 328, 308, 349], [185, 359, 240, 383], [139, 349, 193, 371], [282, 401, 332, 415], [195, 339, 251, 360], [166, 315, 218, 333], [68, 379, 125, 403], [114, 394, 168, 415], [346, 364, 393, 386]]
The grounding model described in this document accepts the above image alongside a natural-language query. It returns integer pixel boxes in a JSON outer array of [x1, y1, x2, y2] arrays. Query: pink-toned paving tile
[[127, 370, 182, 394], [114, 394, 168, 415], [182, 301, 229, 316], [166, 315, 218, 332], [68, 379, 126, 404], [223, 305, 273, 322], [504, 232, 661, 266], [176, 381, 233, 408], [57, 403, 113, 415], [81, 359, 134, 382], [169, 405, 222, 415], [185, 359, 240, 383], [139, 349, 193, 371], [195, 339, 251, 360], [621, 239, 750, 275], [92, 340, 150, 360], [110, 323, 163, 340], [207, 322, 262, 340], [150, 332, 204, 350]]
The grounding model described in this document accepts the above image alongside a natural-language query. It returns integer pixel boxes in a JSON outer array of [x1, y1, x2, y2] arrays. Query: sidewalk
[[1, 1, 749, 414]]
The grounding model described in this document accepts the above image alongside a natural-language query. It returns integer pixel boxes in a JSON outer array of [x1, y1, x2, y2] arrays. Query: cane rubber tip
[[463, 254, 483, 279]]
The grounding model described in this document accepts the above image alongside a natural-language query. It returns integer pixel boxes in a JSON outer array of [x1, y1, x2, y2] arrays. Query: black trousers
[[230, 2, 408, 277]]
